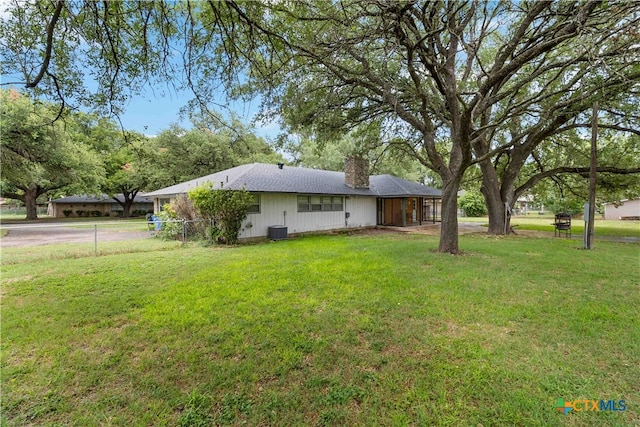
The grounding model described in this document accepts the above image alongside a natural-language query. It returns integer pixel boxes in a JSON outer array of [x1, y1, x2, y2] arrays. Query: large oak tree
[[2, 1, 639, 252], [0, 90, 103, 219]]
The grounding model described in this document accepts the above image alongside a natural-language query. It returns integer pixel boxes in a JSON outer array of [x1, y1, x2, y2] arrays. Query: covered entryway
[[377, 197, 441, 226]]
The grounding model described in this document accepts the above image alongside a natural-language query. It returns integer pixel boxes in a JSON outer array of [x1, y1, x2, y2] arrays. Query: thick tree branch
[[26, 0, 64, 89], [516, 166, 640, 197]]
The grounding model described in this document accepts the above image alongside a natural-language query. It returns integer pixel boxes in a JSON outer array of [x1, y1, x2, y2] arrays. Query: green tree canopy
[[147, 119, 284, 190], [3, 1, 639, 252], [0, 89, 103, 219], [72, 112, 152, 217]]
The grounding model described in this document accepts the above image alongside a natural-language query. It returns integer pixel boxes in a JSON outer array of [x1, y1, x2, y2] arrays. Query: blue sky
[[0, 1, 282, 141], [105, 87, 281, 140], [1, 78, 281, 140]]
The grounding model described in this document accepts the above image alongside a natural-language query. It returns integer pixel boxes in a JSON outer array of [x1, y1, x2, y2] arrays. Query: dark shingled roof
[[145, 163, 441, 198], [370, 174, 441, 197]]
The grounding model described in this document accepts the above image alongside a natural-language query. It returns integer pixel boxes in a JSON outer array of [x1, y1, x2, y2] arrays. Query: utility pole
[[585, 101, 598, 249]]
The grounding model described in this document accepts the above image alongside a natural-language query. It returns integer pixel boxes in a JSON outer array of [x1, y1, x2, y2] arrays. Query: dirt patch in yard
[[370, 222, 486, 236]]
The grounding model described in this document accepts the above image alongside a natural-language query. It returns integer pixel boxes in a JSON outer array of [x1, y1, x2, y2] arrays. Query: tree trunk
[[113, 189, 138, 218], [586, 101, 598, 249], [24, 187, 39, 220], [478, 159, 508, 235], [120, 199, 133, 218], [438, 177, 461, 254]]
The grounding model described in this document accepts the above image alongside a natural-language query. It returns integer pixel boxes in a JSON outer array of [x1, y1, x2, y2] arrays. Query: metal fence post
[[182, 219, 186, 243], [94, 224, 98, 256]]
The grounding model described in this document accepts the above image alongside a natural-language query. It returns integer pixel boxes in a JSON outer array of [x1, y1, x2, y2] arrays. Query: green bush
[[459, 191, 487, 217], [544, 196, 585, 215], [189, 185, 254, 245], [155, 209, 183, 241], [63, 209, 72, 217]]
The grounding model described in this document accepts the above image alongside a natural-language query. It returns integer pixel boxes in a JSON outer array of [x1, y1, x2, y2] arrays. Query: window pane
[[298, 196, 310, 212], [333, 197, 343, 211], [159, 198, 170, 211], [322, 196, 332, 210], [248, 194, 260, 213], [311, 196, 322, 211]]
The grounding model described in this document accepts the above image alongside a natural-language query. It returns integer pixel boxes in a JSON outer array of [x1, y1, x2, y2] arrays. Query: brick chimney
[[344, 156, 369, 189]]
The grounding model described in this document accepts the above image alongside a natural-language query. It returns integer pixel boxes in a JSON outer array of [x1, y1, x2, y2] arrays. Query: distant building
[[48, 194, 153, 218], [603, 199, 640, 220]]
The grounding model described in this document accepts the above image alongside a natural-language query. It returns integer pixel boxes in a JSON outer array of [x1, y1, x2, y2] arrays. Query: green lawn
[[460, 216, 640, 238], [1, 232, 638, 426]]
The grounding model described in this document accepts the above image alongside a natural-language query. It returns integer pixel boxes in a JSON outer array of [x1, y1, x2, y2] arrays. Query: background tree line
[[0, 89, 284, 219], [1, 1, 639, 252]]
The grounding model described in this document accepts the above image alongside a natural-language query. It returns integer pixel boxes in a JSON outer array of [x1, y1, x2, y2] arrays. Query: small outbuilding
[[603, 199, 640, 220]]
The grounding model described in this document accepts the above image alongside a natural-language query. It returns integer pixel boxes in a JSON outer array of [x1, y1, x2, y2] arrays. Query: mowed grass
[[461, 217, 640, 238], [1, 232, 638, 426], [1, 238, 183, 265]]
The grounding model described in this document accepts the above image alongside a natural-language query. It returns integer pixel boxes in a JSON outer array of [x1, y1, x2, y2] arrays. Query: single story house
[[603, 198, 640, 220], [48, 193, 154, 218], [145, 159, 442, 239]]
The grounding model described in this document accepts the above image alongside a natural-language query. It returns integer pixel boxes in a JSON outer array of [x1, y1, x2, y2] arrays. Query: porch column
[[401, 198, 407, 227]]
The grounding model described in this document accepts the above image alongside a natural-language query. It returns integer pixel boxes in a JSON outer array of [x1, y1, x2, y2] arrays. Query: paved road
[[1, 222, 153, 248]]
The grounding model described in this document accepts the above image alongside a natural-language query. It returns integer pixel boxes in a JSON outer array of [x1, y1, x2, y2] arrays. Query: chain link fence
[[151, 218, 214, 243], [1, 219, 214, 258]]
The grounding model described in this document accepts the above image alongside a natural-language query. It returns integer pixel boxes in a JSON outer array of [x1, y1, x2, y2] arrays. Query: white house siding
[[604, 199, 640, 220], [239, 193, 377, 239]]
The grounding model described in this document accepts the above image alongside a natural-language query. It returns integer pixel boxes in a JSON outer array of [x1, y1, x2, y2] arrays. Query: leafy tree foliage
[[0, 90, 103, 219], [542, 194, 586, 216], [522, 132, 640, 206], [189, 184, 254, 245], [238, 1, 640, 250], [73, 113, 151, 217], [286, 127, 435, 184], [147, 120, 283, 189], [459, 191, 487, 218], [3, 1, 639, 253]]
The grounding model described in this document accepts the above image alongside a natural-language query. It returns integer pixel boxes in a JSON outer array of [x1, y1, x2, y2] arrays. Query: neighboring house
[[48, 194, 154, 218], [603, 198, 640, 220], [145, 159, 442, 239], [514, 195, 536, 214]]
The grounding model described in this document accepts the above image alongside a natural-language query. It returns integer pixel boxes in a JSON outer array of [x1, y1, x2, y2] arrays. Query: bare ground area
[[373, 222, 490, 236], [0, 225, 153, 248]]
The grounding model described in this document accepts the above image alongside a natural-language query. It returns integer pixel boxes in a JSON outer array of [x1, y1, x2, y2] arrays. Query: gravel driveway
[[1, 223, 153, 248]]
